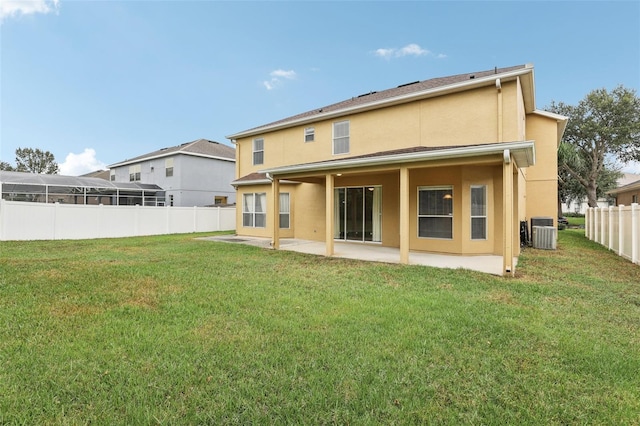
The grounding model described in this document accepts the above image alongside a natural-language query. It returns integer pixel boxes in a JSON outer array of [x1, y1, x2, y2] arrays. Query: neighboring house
[[608, 178, 640, 206], [0, 170, 164, 205], [562, 173, 640, 214], [226, 64, 567, 276], [109, 139, 236, 207], [81, 169, 111, 180]]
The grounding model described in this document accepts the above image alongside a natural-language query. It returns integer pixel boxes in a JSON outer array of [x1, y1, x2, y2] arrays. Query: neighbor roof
[[607, 178, 640, 196], [227, 64, 534, 140], [0, 170, 162, 191], [109, 139, 235, 168]]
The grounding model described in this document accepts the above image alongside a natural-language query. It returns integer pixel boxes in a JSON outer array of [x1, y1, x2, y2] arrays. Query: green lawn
[[1, 230, 638, 424]]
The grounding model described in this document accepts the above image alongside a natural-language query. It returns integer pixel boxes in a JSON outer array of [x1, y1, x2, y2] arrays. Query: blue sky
[[1, 0, 639, 175]]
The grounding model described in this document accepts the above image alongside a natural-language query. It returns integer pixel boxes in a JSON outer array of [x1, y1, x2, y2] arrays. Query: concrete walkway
[[201, 235, 513, 276]]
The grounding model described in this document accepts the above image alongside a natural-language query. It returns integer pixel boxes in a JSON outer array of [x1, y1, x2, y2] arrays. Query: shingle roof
[[608, 178, 640, 195], [228, 65, 530, 139], [109, 139, 235, 168], [232, 172, 269, 184]]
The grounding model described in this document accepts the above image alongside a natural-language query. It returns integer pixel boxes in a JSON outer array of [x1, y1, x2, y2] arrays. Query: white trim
[[261, 141, 535, 176], [531, 109, 567, 121]]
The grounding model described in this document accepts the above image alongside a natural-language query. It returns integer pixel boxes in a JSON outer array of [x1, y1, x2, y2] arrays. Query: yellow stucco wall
[[235, 80, 524, 178], [525, 114, 560, 224]]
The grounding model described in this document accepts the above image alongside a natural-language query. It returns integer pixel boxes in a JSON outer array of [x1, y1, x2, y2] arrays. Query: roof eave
[[260, 141, 536, 176], [531, 109, 569, 146], [226, 66, 535, 140], [607, 180, 640, 195], [109, 151, 235, 168]]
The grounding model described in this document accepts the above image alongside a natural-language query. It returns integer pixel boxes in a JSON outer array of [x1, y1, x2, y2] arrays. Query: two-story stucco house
[[109, 139, 236, 207], [226, 64, 567, 276]]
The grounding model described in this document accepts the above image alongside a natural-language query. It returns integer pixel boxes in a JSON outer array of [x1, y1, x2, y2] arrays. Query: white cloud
[[263, 69, 296, 90], [270, 69, 296, 79], [398, 43, 429, 57], [0, 0, 59, 20], [59, 148, 107, 176], [374, 48, 395, 59], [374, 43, 445, 60]]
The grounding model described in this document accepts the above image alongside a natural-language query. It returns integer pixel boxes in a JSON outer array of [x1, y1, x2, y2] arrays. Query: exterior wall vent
[[532, 226, 557, 250]]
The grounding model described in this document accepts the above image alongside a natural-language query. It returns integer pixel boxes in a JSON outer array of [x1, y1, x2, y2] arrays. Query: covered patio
[[203, 235, 513, 276]]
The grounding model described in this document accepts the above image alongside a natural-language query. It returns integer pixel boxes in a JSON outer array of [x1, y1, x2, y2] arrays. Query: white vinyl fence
[[0, 199, 235, 241], [585, 204, 639, 265]]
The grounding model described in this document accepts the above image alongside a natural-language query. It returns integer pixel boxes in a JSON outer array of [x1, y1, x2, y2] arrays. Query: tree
[[14, 148, 59, 174], [0, 161, 14, 171], [549, 85, 640, 208], [557, 141, 621, 216]]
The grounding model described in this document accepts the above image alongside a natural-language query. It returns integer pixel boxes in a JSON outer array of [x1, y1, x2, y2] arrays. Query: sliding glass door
[[334, 186, 382, 242]]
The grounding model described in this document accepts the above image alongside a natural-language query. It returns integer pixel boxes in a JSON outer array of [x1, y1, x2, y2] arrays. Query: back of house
[[227, 64, 567, 275]]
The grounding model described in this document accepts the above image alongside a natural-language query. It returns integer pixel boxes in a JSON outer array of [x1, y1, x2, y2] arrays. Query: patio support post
[[502, 150, 514, 276], [325, 174, 334, 256], [399, 167, 410, 264], [271, 177, 280, 249]]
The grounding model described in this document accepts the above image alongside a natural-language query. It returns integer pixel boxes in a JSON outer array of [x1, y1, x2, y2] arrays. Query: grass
[[1, 230, 638, 424], [567, 215, 585, 227]]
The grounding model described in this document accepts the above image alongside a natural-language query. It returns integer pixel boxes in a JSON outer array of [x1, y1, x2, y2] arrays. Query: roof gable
[[109, 139, 235, 168]]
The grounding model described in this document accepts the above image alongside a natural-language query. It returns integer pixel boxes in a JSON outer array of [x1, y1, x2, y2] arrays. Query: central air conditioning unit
[[532, 226, 557, 250]]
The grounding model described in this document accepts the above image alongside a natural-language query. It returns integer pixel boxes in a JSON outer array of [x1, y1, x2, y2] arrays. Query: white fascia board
[[532, 109, 567, 121], [232, 178, 301, 187], [108, 151, 235, 168], [261, 141, 535, 176], [226, 67, 535, 140], [231, 179, 271, 187]]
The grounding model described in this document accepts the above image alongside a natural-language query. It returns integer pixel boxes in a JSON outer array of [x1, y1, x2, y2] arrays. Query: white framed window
[[418, 186, 453, 239], [279, 192, 290, 228], [304, 127, 315, 143], [333, 121, 349, 155], [243, 192, 266, 228], [110, 170, 115, 181], [129, 164, 141, 182], [253, 138, 264, 165], [632, 194, 638, 204], [165, 158, 174, 177], [471, 185, 487, 240]]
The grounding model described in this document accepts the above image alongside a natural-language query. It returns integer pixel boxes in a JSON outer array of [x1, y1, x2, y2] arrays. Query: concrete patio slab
[[200, 235, 514, 276]]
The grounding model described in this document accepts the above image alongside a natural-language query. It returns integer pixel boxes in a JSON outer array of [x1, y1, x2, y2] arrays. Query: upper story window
[[333, 121, 349, 155], [165, 158, 174, 177], [129, 164, 141, 182], [253, 138, 264, 165], [110, 170, 115, 181], [304, 127, 315, 143]]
